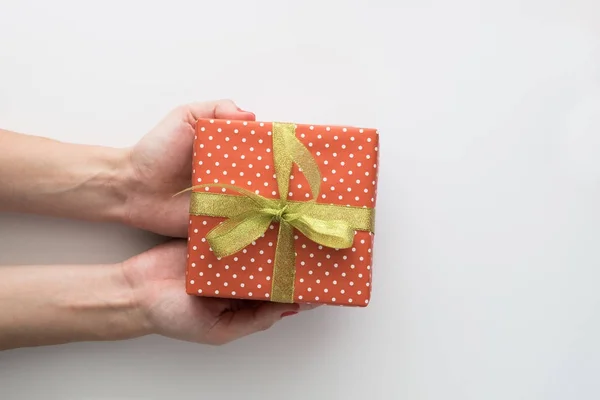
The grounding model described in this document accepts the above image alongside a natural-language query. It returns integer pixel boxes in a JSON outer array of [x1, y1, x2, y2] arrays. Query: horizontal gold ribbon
[[183, 122, 375, 303]]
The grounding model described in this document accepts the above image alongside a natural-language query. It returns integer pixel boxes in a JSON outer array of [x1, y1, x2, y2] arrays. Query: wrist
[[101, 146, 138, 224], [104, 262, 154, 340]]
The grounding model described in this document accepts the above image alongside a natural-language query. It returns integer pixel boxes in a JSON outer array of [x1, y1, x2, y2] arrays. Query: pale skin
[[0, 99, 315, 351]]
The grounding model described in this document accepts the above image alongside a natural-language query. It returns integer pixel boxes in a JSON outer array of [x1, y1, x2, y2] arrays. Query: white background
[[1, 0, 600, 399]]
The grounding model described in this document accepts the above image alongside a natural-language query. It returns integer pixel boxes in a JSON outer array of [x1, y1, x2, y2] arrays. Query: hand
[[124, 100, 256, 237], [122, 240, 316, 345]]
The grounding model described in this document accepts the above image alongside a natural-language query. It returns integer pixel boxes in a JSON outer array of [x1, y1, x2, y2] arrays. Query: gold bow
[[182, 122, 375, 303]]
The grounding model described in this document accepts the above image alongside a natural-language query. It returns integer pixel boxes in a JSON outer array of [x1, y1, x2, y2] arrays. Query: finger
[[186, 99, 256, 121], [207, 302, 310, 344]]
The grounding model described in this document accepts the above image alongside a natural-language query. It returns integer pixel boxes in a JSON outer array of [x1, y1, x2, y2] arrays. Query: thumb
[[186, 99, 256, 121]]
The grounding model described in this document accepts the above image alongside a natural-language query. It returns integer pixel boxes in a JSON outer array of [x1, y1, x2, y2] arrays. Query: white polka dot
[[249, 275, 254, 280], [241, 283, 245, 288], [265, 293, 270, 298], [224, 282, 229, 287], [190, 279, 195, 284], [232, 291, 237, 295], [348, 298, 353, 303], [308, 270, 313, 275], [198, 289, 203, 294], [298, 295, 303, 300], [341, 289, 345, 294], [207, 281, 212, 286], [215, 290, 220, 295], [266, 276, 271, 280], [192, 246, 197, 250], [233, 274, 237, 278], [248, 292, 253, 296], [315, 296, 320, 301], [307, 287, 312, 292], [332, 297, 336, 301]]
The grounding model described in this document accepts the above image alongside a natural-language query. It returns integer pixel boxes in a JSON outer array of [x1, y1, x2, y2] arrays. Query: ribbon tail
[[270, 221, 296, 303]]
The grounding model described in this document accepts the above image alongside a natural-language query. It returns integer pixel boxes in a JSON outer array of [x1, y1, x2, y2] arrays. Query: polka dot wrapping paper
[[186, 118, 379, 307]]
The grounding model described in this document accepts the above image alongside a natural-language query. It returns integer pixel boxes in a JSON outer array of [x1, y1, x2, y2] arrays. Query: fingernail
[[280, 311, 298, 318]]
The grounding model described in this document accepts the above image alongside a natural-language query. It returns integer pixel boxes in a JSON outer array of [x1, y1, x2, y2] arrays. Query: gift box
[[185, 118, 379, 306]]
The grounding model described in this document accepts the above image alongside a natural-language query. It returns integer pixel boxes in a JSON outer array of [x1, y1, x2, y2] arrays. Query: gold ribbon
[[183, 122, 375, 303]]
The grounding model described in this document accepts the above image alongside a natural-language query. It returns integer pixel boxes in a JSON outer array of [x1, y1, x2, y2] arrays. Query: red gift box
[[186, 119, 379, 306]]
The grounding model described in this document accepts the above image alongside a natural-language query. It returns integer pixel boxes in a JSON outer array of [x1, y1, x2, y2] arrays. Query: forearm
[[0, 129, 132, 222], [0, 262, 149, 350]]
